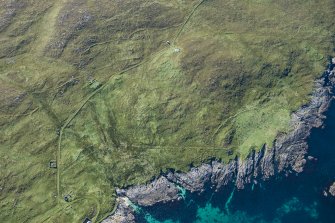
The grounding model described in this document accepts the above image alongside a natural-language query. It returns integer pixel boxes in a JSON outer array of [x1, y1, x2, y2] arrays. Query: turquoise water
[[135, 99, 335, 222]]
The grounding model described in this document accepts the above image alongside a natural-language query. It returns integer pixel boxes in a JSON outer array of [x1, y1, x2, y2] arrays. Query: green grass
[[0, 0, 334, 222]]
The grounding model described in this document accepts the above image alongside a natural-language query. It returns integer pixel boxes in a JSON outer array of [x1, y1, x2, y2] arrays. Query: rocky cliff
[[103, 65, 335, 222]]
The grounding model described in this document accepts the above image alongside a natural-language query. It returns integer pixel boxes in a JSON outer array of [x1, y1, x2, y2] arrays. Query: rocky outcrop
[[121, 176, 182, 206], [105, 65, 335, 220], [166, 164, 213, 193]]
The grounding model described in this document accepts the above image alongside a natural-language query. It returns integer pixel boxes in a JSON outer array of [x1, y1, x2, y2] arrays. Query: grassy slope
[[0, 0, 334, 222]]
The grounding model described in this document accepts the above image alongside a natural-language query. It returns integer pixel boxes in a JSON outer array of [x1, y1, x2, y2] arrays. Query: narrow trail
[[128, 144, 229, 150], [80, 0, 206, 55], [34, 0, 66, 55], [173, 0, 206, 42]]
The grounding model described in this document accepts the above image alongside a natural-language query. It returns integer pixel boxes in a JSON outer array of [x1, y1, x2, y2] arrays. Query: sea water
[[135, 100, 335, 223]]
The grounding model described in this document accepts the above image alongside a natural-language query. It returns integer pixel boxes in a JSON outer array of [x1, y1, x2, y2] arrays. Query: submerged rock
[[329, 182, 335, 197]]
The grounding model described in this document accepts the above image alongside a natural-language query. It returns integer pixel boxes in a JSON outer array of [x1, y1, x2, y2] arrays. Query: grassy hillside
[[0, 0, 334, 222]]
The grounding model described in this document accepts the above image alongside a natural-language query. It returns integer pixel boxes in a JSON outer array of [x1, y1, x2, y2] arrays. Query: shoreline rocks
[[103, 65, 335, 222], [123, 176, 182, 206], [102, 197, 136, 223]]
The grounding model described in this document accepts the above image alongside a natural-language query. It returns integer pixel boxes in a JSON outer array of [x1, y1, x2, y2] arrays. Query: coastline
[[102, 63, 335, 223]]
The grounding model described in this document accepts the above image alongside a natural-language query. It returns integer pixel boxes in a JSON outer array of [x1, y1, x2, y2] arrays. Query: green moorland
[[0, 0, 334, 222]]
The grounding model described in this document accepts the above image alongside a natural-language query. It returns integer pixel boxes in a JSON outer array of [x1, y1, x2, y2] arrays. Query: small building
[[83, 217, 92, 223], [174, 48, 181, 53], [64, 194, 72, 202], [49, 160, 57, 169]]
